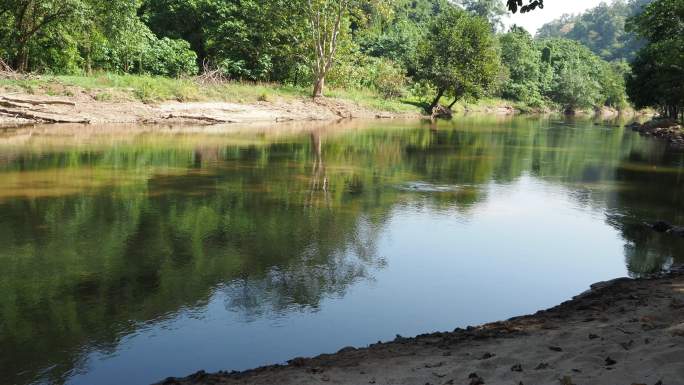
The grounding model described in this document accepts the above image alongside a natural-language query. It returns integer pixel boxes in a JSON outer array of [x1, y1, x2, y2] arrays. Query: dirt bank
[[0, 92, 420, 126], [628, 118, 684, 148], [158, 269, 684, 385]]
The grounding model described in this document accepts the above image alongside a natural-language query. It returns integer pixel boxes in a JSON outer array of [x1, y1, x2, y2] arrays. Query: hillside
[[536, 0, 651, 62]]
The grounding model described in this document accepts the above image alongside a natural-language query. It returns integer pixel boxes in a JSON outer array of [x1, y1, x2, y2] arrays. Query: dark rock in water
[[511, 364, 523, 372], [588, 333, 599, 339], [480, 352, 495, 360], [650, 221, 673, 232], [535, 362, 550, 370], [605, 357, 617, 366], [549, 346, 563, 352], [468, 372, 485, 385], [668, 226, 684, 237], [620, 340, 634, 350]]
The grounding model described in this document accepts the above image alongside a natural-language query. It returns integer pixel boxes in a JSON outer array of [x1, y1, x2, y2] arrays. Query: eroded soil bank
[[0, 92, 419, 126], [158, 270, 684, 385]]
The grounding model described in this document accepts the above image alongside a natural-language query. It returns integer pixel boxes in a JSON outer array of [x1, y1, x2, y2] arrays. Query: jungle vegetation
[[0, 0, 675, 114]]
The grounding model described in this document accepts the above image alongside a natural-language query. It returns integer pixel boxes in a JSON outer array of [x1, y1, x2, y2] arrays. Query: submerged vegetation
[[0, 0, 657, 114]]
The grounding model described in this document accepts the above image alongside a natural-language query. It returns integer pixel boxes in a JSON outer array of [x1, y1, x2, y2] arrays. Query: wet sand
[[158, 270, 684, 385]]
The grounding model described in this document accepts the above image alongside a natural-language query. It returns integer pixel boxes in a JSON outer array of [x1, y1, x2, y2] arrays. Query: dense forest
[[0, 0, 681, 116], [537, 0, 650, 62]]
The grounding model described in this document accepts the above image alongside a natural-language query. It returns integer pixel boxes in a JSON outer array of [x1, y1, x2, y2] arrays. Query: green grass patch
[[0, 73, 426, 114]]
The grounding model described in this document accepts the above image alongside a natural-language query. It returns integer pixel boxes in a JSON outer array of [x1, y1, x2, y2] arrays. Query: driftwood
[[195, 61, 230, 85], [163, 113, 236, 124], [0, 59, 20, 80], [0, 95, 76, 106], [0, 107, 89, 124]]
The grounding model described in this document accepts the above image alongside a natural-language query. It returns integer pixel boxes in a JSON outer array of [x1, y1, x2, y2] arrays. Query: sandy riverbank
[[158, 269, 684, 385], [0, 92, 422, 126]]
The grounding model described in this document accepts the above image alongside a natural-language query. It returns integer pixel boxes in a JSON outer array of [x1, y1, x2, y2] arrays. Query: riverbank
[[628, 118, 684, 148], [0, 74, 549, 125], [158, 269, 684, 385]]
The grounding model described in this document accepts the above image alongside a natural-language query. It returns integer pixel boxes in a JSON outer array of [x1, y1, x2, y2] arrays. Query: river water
[[1, 117, 683, 385]]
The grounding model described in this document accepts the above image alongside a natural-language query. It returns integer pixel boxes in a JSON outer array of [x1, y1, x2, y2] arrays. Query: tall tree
[[0, 0, 82, 71], [307, 0, 351, 97], [416, 7, 500, 111], [626, 0, 684, 120], [460, 0, 508, 31]]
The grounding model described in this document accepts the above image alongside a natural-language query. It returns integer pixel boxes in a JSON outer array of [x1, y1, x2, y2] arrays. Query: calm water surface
[[1, 117, 683, 385]]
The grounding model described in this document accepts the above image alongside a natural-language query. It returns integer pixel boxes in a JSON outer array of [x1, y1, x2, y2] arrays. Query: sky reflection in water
[[1, 117, 683, 385]]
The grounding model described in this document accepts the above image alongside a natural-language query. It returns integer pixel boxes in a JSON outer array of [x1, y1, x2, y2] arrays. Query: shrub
[[143, 38, 198, 77]]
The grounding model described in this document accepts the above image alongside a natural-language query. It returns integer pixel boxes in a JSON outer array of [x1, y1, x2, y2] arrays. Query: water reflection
[[1, 117, 683, 385]]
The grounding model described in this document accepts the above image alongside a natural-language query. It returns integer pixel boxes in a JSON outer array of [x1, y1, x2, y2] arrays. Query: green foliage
[[142, 38, 198, 77], [459, 0, 508, 31], [537, 38, 628, 110], [626, 0, 684, 119], [0, 0, 198, 76], [537, 0, 651, 62], [416, 7, 501, 108], [499, 27, 544, 106]]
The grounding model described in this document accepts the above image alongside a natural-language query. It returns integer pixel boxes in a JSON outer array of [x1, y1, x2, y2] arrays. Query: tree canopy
[[626, 0, 684, 120], [537, 0, 651, 62]]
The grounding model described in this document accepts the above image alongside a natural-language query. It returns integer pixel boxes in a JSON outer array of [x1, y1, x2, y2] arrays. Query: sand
[[0, 92, 416, 126], [158, 270, 684, 385]]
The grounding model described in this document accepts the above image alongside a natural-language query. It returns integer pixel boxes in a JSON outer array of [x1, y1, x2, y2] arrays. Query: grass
[[0, 72, 528, 116], [0, 73, 310, 104]]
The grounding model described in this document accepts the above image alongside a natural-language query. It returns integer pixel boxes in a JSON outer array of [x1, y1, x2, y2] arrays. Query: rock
[[288, 357, 307, 367], [511, 364, 523, 372], [605, 357, 617, 366], [337, 346, 357, 354], [650, 221, 673, 232], [468, 372, 485, 385], [549, 346, 563, 352], [588, 333, 600, 339], [479, 352, 495, 360], [621, 340, 635, 350], [535, 362, 550, 370], [667, 226, 684, 237]]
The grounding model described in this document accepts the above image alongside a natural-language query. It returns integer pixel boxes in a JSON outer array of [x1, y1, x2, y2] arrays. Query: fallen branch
[[0, 107, 89, 123], [163, 113, 237, 124], [0, 95, 76, 106]]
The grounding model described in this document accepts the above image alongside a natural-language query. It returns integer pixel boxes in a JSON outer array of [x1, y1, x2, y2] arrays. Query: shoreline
[[158, 269, 684, 385], [0, 92, 423, 126], [0, 90, 644, 127]]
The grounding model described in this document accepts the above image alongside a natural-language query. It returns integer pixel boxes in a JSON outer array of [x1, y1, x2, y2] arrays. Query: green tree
[[537, 0, 650, 62], [499, 26, 543, 106], [0, 0, 83, 71], [460, 0, 508, 31], [416, 7, 500, 111], [625, 0, 684, 120]]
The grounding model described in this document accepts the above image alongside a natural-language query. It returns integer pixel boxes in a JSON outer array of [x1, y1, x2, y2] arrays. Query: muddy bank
[[158, 270, 684, 385], [0, 92, 420, 126]]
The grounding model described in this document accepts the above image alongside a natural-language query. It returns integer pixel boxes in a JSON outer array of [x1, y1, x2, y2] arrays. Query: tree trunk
[[428, 88, 445, 112], [313, 75, 325, 98], [13, 45, 28, 72], [448, 98, 458, 109]]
